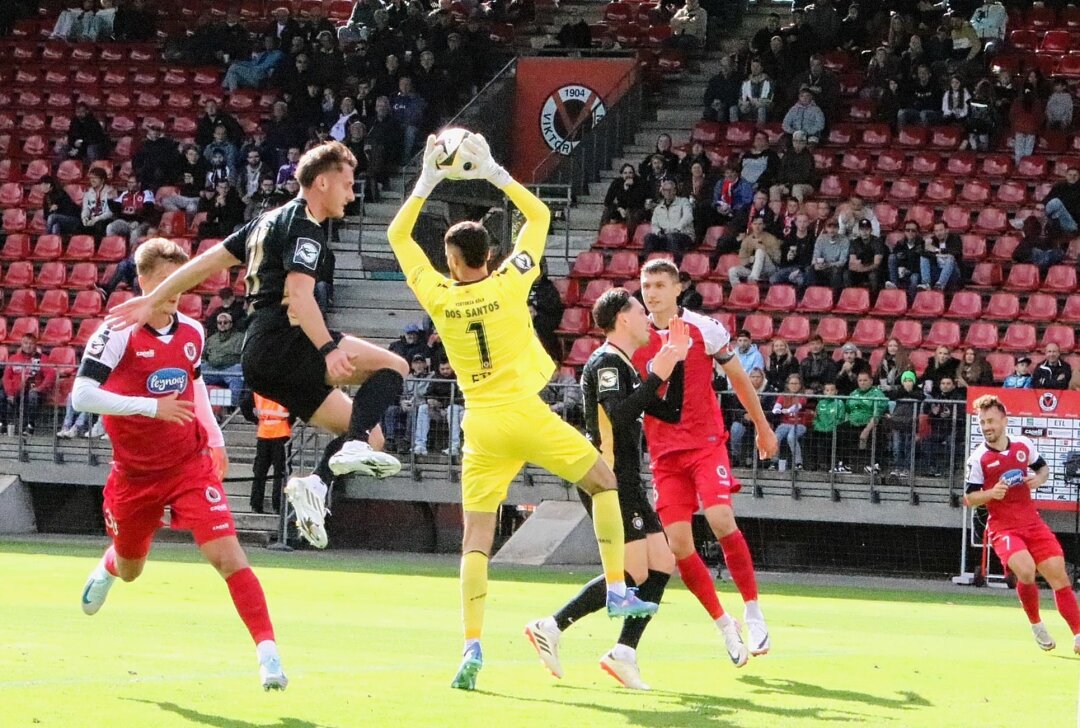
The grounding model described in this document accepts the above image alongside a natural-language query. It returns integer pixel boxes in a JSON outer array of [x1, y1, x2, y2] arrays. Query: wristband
[[319, 341, 338, 357]]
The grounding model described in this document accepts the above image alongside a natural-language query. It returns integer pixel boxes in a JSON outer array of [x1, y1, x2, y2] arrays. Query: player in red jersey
[[76, 239, 287, 690], [965, 394, 1080, 654], [632, 259, 778, 666]]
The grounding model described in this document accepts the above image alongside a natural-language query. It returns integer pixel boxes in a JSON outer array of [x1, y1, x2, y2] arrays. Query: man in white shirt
[[669, 0, 707, 50], [642, 179, 695, 259]]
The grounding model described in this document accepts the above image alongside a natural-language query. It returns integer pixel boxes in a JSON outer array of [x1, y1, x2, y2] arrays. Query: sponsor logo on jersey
[[1039, 392, 1059, 413], [598, 367, 619, 393], [146, 367, 189, 395], [135, 349, 155, 358], [184, 341, 198, 362], [293, 237, 322, 270], [212, 522, 231, 532], [88, 329, 110, 358], [988, 460, 1000, 468], [539, 84, 607, 155], [205, 486, 222, 504], [510, 252, 535, 274]]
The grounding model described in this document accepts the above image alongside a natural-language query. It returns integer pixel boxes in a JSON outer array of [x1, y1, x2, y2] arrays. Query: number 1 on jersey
[[467, 321, 492, 369]]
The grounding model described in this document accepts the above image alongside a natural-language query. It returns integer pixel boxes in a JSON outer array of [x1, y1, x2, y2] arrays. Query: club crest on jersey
[[1039, 392, 1059, 413], [1016, 449, 1027, 464], [205, 486, 222, 504], [598, 367, 619, 393], [510, 251, 535, 274], [716, 465, 729, 481], [146, 368, 188, 395], [87, 329, 110, 358], [183, 341, 198, 362], [293, 237, 321, 270], [632, 515, 644, 531]]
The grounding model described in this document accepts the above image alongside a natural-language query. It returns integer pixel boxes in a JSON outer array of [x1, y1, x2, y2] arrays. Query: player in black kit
[[107, 142, 408, 548], [525, 287, 689, 690]]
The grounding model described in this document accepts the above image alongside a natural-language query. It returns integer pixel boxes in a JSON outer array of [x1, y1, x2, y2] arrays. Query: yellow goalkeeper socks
[[461, 551, 489, 641], [590, 490, 626, 589]]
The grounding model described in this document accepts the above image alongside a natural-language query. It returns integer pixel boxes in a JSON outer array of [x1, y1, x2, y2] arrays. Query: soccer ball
[[434, 127, 476, 180]]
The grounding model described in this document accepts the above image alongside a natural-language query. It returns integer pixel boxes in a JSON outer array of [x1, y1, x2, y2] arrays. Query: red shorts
[[989, 521, 1064, 569], [103, 453, 236, 560], [651, 444, 741, 526]]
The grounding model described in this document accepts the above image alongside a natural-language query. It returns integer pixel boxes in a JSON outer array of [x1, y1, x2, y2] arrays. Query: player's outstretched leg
[[1036, 555, 1080, 654], [1015, 581, 1055, 650], [81, 544, 120, 615], [327, 367, 404, 478], [712, 510, 768, 656], [601, 569, 671, 691]]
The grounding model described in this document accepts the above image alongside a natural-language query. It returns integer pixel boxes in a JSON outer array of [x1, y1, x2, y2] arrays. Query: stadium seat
[[0, 182, 23, 207], [564, 337, 602, 366], [776, 315, 810, 344], [903, 204, 935, 231], [909, 150, 940, 175], [4, 289, 37, 316], [972, 208, 1008, 235], [898, 126, 929, 149], [679, 253, 711, 281], [817, 174, 848, 199], [556, 307, 590, 335], [1043, 265, 1078, 293], [841, 150, 871, 173], [44, 344, 76, 369], [741, 313, 773, 341], [874, 149, 906, 175], [929, 126, 963, 149], [177, 294, 204, 320], [95, 235, 127, 262], [1040, 29, 1071, 54], [3, 261, 33, 288], [39, 313, 73, 348], [854, 175, 884, 201], [570, 251, 604, 278], [924, 320, 961, 349], [70, 289, 103, 317], [815, 316, 849, 346], [964, 322, 999, 350], [603, 250, 639, 279], [980, 154, 1013, 179], [812, 149, 835, 172], [995, 181, 1028, 205], [72, 317, 102, 347], [961, 234, 986, 263], [29, 234, 62, 261], [1001, 323, 1037, 353], [871, 289, 907, 317], [158, 210, 186, 238], [1018, 293, 1058, 323], [827, 123, 855, 146], [689, 121, 722, 144], [1016, 155, 1049, 180], [1043, 325, 1076, 353], [922, 178, 955, 204], [697, 281, 723, 310], [759, 284, 796, 313], [886, 177, 919, 204], [1004, 263, 1040, 292], [908, 290, 945, 319], [596, 223, 628, 249], [849, 100, 878, 122], [797, 286, 834, 313], [628, 224, 648, 250], [970, 262, 1003, 289], [889, 319, 924, 349], [984, 351, 1014, 381], [578, 279, 614, 307], [35, 261, 66, 289], [712, 253, 740, 282], [958, 180, 992, 206], [66, 263, 98, 291], [712, 313, 737, 336], [873, 203, 899, 231], [1060, 294, 1080, 324], [727, 283, 760, 310], [1059, 55, 1080, 79], [62, 235, 95, 262], [984, 292, 1020, 321], [989, 235, 1020, 262], [3, 208, 27, 233], [943, 152, 976, 178], [699, 226, 725, 253], [6, 317, 39, 344], [850, 318, 886, 347]]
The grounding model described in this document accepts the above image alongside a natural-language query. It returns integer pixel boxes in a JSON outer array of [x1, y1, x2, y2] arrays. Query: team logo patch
[[183, 342, 198, 362], [539, 84, 607, 155], [716, 465, 729, 482], [510, 252, 535, 274], [87, 329, 110, 358], [146, 368, 189, 395], [1016, 449, 1028, 464], [205, 486, 222, 504], [293, 237, 322, 270], [598, 367, 619, 393], [631, 515, 644, 531], [1039, 392, 1059, 413]]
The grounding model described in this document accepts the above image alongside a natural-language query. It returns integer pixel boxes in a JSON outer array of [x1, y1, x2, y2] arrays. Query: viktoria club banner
[[510, 57, 638, 182], [966, 387, 1080, 508]]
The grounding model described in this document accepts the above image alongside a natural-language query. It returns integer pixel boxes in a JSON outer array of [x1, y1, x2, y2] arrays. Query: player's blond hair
[[295, 141, 357, 188], [973, 394, 1007, 416], [135, 238, 190, 277]]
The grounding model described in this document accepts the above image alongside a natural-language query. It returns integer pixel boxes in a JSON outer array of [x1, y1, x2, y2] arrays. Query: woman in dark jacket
[[602, 163, 649, 239], [41, 175, 82, 236]]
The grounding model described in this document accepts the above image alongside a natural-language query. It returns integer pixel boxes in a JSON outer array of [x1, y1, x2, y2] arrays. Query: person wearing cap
[[782, 87, 826, 141], [390, 323, 432, 364], [203, 312, 246, 407], [806, 217, 849, 294], [835, 343, 870, 396], [846, 218, 886, 294], [734, 329, 765, 376], [886, 370, 924, 477], [1004, 357, 1034, 389]]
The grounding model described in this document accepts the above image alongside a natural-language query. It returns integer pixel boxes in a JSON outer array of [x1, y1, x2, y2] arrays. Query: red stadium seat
[[889, 319, 924, 349], [35, 261, 66, 288], [679, 253, 711, 281], [812, 149, 835, 172], [0, 182, 23, 207], [104, 290, 134, 312], [700, 226, 725, 253], [874, 149, 906, 175], [989, 235, 1021, 262], [841, 150, 870, 173], [849, 100, 877, 122], [943, 206, 972, 233], [3, 208, 27, 233], [797, 286, 834, 313], [30, 234, 62, 261], [922, 178, 955, 204], [38, 289, 69, 316], [897, 126, 929, 149], [629, 224, 648, 250], [195, 268, 231, 295], [911, 149, 941, 175], [43, 343, 76, 367], [712, 253, 740, 282], [727, 283, 760, 310], [70, 289, 103, 317], [697, 281, 723, 310], [760, 284, 796, 312], [1004, 263, 1040, 292], [570, 251, 604, 278], [72, 318, 102, 347], [980, 154, 1013, 179], [929, 126, 963, 149], [972, 208, 1008, 235], [1043, 265, 1078, 293], [578, 279, 614, 307], [995, 181, 1028, 205], [871, 288, 907, 317], [907, 349, 932, 375], [854, 176, 884, 201], [4, 289, 37, 316], [95, 235, 127, 262], [827, 123, 855, 146], [1043, 325, 1076, 353], [924, 320, 961, 349], [958, 180, 992, 205], [816, 316, 849, 346], [1016, 155, 1049, 180], [986, 352, 1015, 382], [690, 121, 723, 144], [177, 294, 204, 320], [556, 307, 591, 335], [776, 315, 810, 344], [903, 205, 935, 230], [6, 317, 40, 344], [596, 223, 628, 249], [887, 177, 919, 204], [969, 262, 1003, 289], [964, 322, 999, 350], [1060, 294, 1080, 324], [908, 290, 945, 319], [944, 152, 976, 177], [873, 203, 899, 231], [741, 313, 773, 341], [1059, 55, 1080, 79], [850, 318, 886, 347], [817, 174, 849, 199], [1040, 29, 1071, 54], [984, 292, 1020, 321], [564, 337, 602, 366], [158, 210, 186, 237], [3, 261, 33, 287], [1020, 293, 1058, 323], [1001, 323, 1037, 353], [66, 262, 99, 290], [63, 235, 96, 262], [858, 124, 890, 147], [603, 250, 639, 279]]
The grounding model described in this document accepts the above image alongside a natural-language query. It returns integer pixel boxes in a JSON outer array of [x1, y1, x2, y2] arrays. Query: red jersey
[[116, 188, 154, 218], [965, 435, 1048, 531], [77, 314, 208, 477], [633, 308, 731, 459]]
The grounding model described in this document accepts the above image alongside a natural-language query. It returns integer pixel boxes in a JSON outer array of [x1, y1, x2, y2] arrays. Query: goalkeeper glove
[[460, 133, 513, 189], [413, 134, 447, 199]]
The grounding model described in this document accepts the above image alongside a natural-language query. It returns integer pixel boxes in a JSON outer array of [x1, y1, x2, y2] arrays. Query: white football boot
[[284, 475, 329, 548], [80, 561, 116, 616], [1032, 622, 1056, 651], [329, 440, 401, 478], [599, 649, 650, 691], [718, 615, 749, 667], [524, 618, 564, 678]]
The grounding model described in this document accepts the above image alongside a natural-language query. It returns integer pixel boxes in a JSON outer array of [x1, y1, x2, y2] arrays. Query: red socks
[[719, 530, 759, 603], [225, 568, 275, 644], [102, 545, 119, 577], [1054, 586, 1080, 635], [1016, 581, 1041, 624], [676, 553, 725, 620]]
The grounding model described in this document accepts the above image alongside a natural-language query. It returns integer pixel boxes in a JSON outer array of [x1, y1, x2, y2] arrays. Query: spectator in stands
[[668, 0, 707, 50], [836, 194, 879, 237], [925, 220, 963, 289], [922, 345, 959, 395], [752, 13, 782, 56], [269, 6, 302, 50], [198, 180, 246, 238], [782, 86, 826, 141], [766, 337, 801, 391], [805, 0, 841, 50], [770, 211, 815, 287], [602, 163, 649, 239], [837, 3, 867, 53], [80, 168, 115, 240], [133, 122, 180, 191], [329, 96, 359, 142], [886, 221, 931, 293], [948, 12, 982, 66], [761, 35, 792, 85], [177, 143, 210, 187], [886, 370, 923, 476], [245, 176, 288, 221], [1046, 77, 1074, 130], [52, 0, 94, 40], [734, 329, 765, 374], [413, 359, 464, 456], [205, 287, 247, 332], [528, 258, 564, 364], [957, 347, 994, 390], [113, 0, 155, 41], [203, 125, 241, 172], [639, 134, 679, 178], [677, 271, 703, 311], [971, 0, 1007, 50], [846, 219, 885, 293], [726, 367, 773, 466], [835, 343, 871, 396], [941, 74, 972, 124], [1043, 167, 1080, 234], [41, 176, 82, 237], [1034, 343, 1072, 390], [57, 102, 109, 164], [1009, 87, 1044, 164], [738, 57, 774, 124], [390, 322, 432, 364], [1003, 356, 1033, 389], [105, 176, 156, 245], [793, 54, 839, 116], [160, 166, 204, 220], [771, 372, 808, 469], [864, 47, 900, 100], [237, 149, 275, 205], [2, 333, 54, 436], [702, 55, 742, 123], [780, 9, 814, 70], [202, 311, 245, 406], [640, 153, 674, 203], [842, 370, 888, 473], [899, 35, 927, 83], [921, 375, 964, 477], [808, 380, 844, 471], [898, 65, 942, 127], [366, 96, 404, 195], [276, 147, 302, 187], [807, 218, 849, 292], [876, 338, 910, 394], [740, 131, 779, 188], [205, 149, 236, 189], [712, 164, 753, 242], [767, 131, 816, 202], [196, 101, 243, 150], [541, 368, 584, 428], [800, 334, 838, 393], [310, 30, 344, 88], [643, 180, 696, 259], [1014, 215, 1065, 277], [223, 35, 286, 92], [810, 199, 831, 239], [382, 354, 430, 454], [729, 216, 781, 285], [680, 160, 716, 244], [391, 77, 427, 158]]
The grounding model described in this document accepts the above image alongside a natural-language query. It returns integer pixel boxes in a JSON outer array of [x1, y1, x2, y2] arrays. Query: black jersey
[[222, 197, 327, 329], [581, 342, 684, 488]]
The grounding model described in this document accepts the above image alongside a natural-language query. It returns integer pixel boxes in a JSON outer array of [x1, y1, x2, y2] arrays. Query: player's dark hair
[[444, 221, 489, 268], [973, 394, 1007, 416], [135, 238, 190, 277], [295, 141, 357, 188], [592, 287, 634, 332], [641, 258, 679, 281]]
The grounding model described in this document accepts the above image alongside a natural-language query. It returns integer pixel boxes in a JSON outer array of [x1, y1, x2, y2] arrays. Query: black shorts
[[578, 483, 664, 543], [241, 321, 343, 422]]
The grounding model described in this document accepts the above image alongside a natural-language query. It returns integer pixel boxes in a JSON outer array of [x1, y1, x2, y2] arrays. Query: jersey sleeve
[[221, 218, 257, 263], [179, 314, 206, 379], [1019, 436, 1047, 471], [965, 449, 985, 492], [76, 323, 132, 384], [282, 216, 327, 278], [386, 195, 451, 312], [685, 311, 732, 356]]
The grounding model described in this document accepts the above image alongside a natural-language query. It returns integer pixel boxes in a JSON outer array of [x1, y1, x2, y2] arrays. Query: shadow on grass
[[737, 675, 931, 710], [126, 699, 325, 728]]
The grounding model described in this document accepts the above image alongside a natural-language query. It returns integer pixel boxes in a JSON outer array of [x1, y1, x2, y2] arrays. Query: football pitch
[[1, 539, 1076, 728]]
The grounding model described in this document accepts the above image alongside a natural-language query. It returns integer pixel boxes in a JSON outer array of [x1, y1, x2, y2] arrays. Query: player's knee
[[708, 510, 737, 538], [116, 562, 143, 582], [654, 548, 677, 574], [1013, 564, 1037, 583], [208, 550, 249, 578], [667, 533, 695, 559]]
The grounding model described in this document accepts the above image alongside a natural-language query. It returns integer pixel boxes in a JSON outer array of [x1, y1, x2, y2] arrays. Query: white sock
[[464, 638, 481, 654], [608, 580, 627, 597], [744, 600, 764, 622], [256, 640, 278, 663], [610, 644, 636, 661], [540, 616, 561, 635], [93, 558, 113, 581], [716, 613, 736, 630]]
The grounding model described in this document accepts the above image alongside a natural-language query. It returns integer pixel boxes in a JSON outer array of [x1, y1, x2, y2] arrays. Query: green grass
[[0, 539, 1076, 727]]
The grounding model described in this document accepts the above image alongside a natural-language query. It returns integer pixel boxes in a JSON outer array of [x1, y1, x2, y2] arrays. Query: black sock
[[554, 573, 635, 632], [314, 434, 347, 486], [617, 570, 670, 649], [348, 369, 404, 441]]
